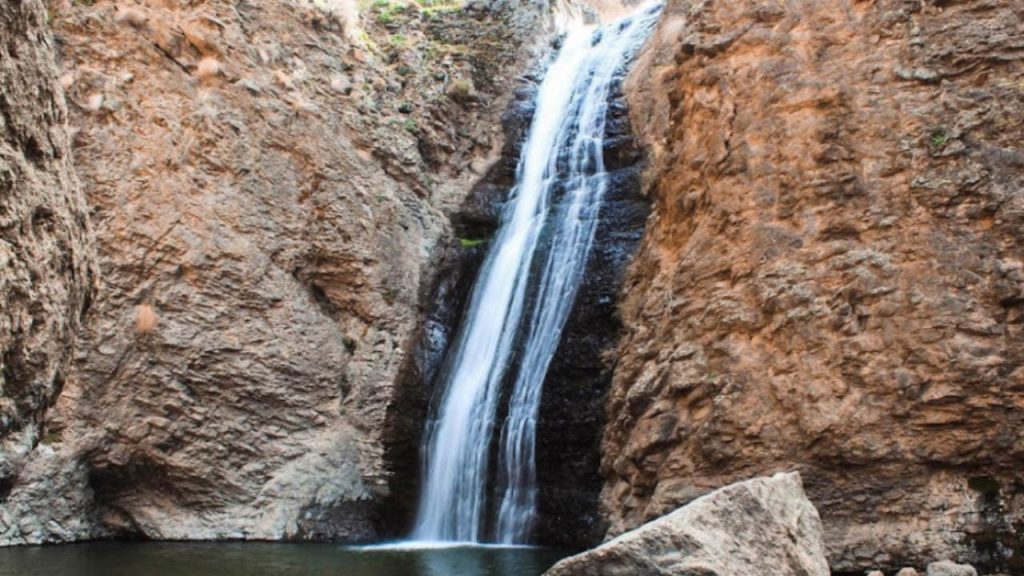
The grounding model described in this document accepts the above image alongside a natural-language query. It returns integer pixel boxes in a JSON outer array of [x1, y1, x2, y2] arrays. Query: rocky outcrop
[[545, 472, 829, 576], [606, 0, 1024, 572], [0, 0, 98, 534], [0, 0, 555, 544]]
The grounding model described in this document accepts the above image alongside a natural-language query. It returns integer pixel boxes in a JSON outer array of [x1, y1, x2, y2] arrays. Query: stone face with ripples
[[603, 0, 1024, 570]]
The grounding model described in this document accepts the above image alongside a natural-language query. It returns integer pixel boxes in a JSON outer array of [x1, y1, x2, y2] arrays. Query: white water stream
[[413, 3, 662, 545]]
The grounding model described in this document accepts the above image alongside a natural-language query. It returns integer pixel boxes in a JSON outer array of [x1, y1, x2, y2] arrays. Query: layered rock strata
[[606, 0, 1024, 571], [0, 0, 98, 540], [0, 0, 555, 544]]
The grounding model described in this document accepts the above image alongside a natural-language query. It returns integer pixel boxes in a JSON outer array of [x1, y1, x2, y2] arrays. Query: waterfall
[[412, 3, 663, 545]]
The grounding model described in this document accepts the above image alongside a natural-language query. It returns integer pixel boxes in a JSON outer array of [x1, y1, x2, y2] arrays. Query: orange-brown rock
[[0, 0, 555, 544], [609, 0, 1024, 571]]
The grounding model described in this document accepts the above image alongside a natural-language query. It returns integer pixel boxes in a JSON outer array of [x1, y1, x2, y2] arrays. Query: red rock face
[[610, 0, 1024, 571]]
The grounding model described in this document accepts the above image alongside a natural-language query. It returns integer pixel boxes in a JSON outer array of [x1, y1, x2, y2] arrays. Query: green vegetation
[[41, 429, 63, 445], [929, 127, 949, 148], [343, 335, 358, 353], [361, 0, 463, 26], [458, 237, 486, 248], [419, 2, 463, 16]]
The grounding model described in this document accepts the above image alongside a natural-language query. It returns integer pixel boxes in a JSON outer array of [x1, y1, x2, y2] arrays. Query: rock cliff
[[606, 0, 1024, 571], [0, 0, 556, 544], [4, 0, 1024, 567], [0, 0, 98, 538]]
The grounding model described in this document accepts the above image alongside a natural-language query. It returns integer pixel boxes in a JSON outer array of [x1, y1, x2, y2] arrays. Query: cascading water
[[412, 3, 663, 545]]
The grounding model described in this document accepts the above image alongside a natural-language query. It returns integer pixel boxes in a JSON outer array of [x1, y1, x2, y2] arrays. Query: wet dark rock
[[384, 47, 649, 548], [380, 57, 543, 538]]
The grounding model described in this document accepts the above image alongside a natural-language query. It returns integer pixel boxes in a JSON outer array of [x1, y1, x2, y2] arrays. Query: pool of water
[[0, 542, 571, 576]]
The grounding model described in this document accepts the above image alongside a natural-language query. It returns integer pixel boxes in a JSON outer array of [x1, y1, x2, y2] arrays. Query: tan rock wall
[[610, 0, 1024, 571], [0, 0, 97, 512]]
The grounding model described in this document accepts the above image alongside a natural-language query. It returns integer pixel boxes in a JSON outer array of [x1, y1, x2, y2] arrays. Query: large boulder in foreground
[[544, 472, 828, 576]]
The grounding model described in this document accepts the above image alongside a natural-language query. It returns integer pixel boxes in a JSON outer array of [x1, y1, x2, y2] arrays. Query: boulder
[[926, 561, 978, 576], [544, 472, 828, 576]]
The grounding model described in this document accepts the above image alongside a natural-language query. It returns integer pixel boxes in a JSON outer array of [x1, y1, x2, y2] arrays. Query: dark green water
[[0, 542, 570, 576]]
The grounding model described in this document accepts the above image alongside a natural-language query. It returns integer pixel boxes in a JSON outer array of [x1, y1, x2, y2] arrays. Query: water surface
[[0, 542, 569, 576]]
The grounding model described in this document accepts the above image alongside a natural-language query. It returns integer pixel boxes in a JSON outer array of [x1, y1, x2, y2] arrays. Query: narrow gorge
[[0, 0, 1022, 575]]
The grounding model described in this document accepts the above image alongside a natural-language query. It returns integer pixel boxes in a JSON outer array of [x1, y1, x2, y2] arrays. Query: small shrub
[[343, 335, 358, 353], [929, 127, 949, 148], [458, 237, 485, 248], [447, 78, 474, 101], [41, 429, 63, 445]]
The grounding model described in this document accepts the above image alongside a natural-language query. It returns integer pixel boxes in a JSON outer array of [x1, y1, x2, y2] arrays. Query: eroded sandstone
[[607, 0, 1024, 571], [0, 0, 556, 544]]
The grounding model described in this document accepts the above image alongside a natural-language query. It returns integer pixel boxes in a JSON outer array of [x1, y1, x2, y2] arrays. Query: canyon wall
[[0, 0, 98, 537], [609, 0, 1024, 571], [0, 0, 555, 544]]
